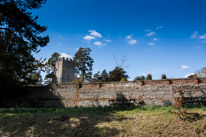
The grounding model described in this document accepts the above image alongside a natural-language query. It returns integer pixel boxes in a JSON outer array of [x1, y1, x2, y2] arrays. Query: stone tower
[[55, 57, 75, 83]]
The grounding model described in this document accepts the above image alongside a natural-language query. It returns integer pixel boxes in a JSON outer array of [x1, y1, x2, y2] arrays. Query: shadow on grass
[[180, 112, 206, 122], [0, 107, 135, 137]]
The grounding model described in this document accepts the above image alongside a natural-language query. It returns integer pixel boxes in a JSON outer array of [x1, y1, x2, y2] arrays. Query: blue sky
[[33, 0, 206, 80]]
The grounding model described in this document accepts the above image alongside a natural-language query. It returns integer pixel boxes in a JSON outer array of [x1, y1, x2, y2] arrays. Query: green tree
[[100, 69, 109, 82], [134, 75, 145, 81], [109, 67, 129, 81], [187, 74, 197, 79], [0, 0, 49, 89], [92, 71, 101, 82], [44, 52, 60, 85], [146, 74, 152, 80], [74, 47, 94, 82], [161, 74, 167, 79]]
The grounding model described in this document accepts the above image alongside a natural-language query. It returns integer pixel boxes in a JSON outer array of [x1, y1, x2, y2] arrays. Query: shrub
[[146, 74, 152, 80], [161, 74, 167, 79], [133, 75, 145, 81], [121, 77, 127, 81], [187, 74, 197, 79]]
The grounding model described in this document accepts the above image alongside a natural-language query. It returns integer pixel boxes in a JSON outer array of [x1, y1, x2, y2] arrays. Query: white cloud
[[126, 35, 137, 45], [60, 53, 72, 59], [93, 41, 104, 46], [185, 73, 195, 78], [89, 30, 102, 38], [128, 39, 137, 45], [199, 34, 206, 39], [148, 42, 155, 46], [105, 39, 112, 42], [181, 65, 190, 69], [83, 35, 95, 40], [153, 38, 158, 41], [146, 32, 155, 37], [156, 26, 164, 30], [191, 31, 199, 39], [126, 35, 132, 39]]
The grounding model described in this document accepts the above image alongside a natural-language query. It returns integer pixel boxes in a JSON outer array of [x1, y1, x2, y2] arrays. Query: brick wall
[[21, 78, 206, 108]]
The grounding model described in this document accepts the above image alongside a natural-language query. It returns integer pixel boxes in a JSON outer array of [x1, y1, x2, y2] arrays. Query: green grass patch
[[0, 106, 206, 137]]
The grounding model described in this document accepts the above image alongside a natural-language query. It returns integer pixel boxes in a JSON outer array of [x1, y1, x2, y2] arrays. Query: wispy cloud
[[83, 30, 102, 41], [156, 26, 164, 30], [104, 39, 112, 42], [191, 31, 199, 39], [190, 31, 206, 44], [83, 35, 95, 40], [153, 38, 158, 41], [89, 30, 102, 38], [60, 53, 72, 59], [181, 65, 190, 69], [93, 41, 105, 47], [126, 35, 132, 39], [146, 32, 155, 37], [126, 35, 137, 45], [199, 34, 206, 39], [128, 39, 137, 45], [148, 42, 155, 46]]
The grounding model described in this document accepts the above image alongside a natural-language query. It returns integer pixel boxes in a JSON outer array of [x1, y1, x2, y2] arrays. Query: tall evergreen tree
[[74, 47, 94, 82], [92, 71, 101, 82], [0, 0, 49, 89], [44, 52, 60, 85], [100, 69, 109, 82]]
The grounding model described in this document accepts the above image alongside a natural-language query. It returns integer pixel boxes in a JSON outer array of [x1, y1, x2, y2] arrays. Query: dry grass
[[0, 107, 206, 137]]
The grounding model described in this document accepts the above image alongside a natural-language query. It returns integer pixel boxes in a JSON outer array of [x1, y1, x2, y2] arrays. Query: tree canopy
[[74, 47, 94, 82], [134, 75, 145, 81], [146, 74, 152, 80], [109, 67, 129, 81], [196, 67, 206, 78], [0, 0, 49, 89], [44, 52, 60, 85]]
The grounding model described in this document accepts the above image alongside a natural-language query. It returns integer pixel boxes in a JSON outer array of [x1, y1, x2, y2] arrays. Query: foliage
[[120, 77, 127, 82], [73, 47, 94, 82], [146, 74, 152, 80], [134, 75, 145, 81], [109, 67, 129, 81], [187, 74, 197, 79], [161, 74, 167, 79], [173, 90, 187, 118], [92, 71, 101, 82], [100, 69, 109, 82], [44, 52, 60, 85], [0, 0, 49, 90], [196, 67, 206, 78], [92, 69, 109, 82]]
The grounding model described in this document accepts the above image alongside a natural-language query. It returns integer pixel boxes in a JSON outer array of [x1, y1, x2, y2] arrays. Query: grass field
[[0, 106, 206, 137]]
